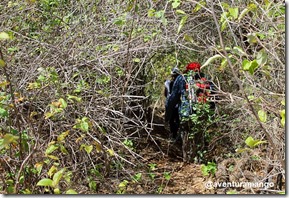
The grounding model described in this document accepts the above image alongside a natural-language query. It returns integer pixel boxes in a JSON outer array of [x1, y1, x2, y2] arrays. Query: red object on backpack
[[186, 62, 201, 72]]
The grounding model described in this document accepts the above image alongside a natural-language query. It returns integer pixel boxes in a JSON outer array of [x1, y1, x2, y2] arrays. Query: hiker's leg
[[170, 107, 179, 139]]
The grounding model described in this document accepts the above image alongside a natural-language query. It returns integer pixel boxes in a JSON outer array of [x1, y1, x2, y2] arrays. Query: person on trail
[[164, 67, 181, 140], [165, 62, 215, 141]]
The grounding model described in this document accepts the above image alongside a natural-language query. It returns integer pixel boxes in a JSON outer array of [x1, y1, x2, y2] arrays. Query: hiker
[[164, 67, 181, 140], [165, 62, 215, 152]]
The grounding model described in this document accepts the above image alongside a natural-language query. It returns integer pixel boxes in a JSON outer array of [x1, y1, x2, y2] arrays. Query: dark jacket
[[165, 75, 185, 122]]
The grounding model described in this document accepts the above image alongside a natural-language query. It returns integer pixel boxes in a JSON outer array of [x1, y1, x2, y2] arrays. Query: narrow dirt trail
[[135, 126, 215, 194]]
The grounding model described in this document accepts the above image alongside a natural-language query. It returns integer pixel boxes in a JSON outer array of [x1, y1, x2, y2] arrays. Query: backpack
[[179, 71, 213, 119]]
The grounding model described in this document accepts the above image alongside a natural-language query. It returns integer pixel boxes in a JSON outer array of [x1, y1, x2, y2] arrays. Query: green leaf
[[172, 0, 181, 9], [258, 109, 267, 122], [57, 130, 70, 142], [256, 50, 268, 66], [228, 7, 239, 19], [245, 136, 266, 148], [233, 46, 246, 56], [114, 19, 125, 26], [202, 54, 222, 67], [66, 189, 78, 194], [247, 33, 257, 44], [58, 98, 67, 108], [242, 59, 250, 70], [0, 107, 8, 117], [201, 165, 209, 176], [155, 10, 164, 18], [164, 172, 171, 180], [0, 32, 10, 40], [280, 109, 285, 127], [193, 1, 206, 12], [84, 145, 93, 154], [52, 169, 65, 187], [0, 59, 5, 67], [238, 8, 249, 21], [249, 60, 258, 75], [133, 58, 141, 63], [2, 134, 19, 147], [119, 180, 129, 188], [177, 15, 188, 34], [235, 148, 251, 153], [45, 144, 58, 155], [176, 9, 186, 15], [36, 178, 53, 187], [48, 165, 57, 177], [147, 9, 155, 17], [184, 34, 193, 43], [242, 59, 259, 75]]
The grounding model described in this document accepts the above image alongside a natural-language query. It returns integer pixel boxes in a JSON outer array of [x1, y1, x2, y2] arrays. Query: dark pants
[[169, 106, 180, 139]]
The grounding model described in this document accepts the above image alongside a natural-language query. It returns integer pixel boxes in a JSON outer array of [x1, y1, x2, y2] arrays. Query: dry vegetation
[[0, 0, 285, 194]]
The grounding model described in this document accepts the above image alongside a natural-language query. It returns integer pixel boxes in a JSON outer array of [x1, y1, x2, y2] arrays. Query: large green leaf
[[52, 169, 65, 187], [245, 136, 267, 148], [36, 178, 53, 187], [242, 59, 259, 75], [228, 7, 239, 19], [45, 144, 58, 155]]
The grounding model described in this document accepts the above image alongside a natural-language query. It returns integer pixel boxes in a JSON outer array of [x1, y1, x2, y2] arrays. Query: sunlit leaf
[[36, 178, 53, 187], [35, 162, 44, 176], [133, 58, 141, 63], [176, 9, 186, 15], [66, 189, 78, 194], [48, 165, 58, 178], [228, 7, 239, 19], [233, 46, 246, 56], [58, 98, 67, 108], [45, 144, 58, 155], [84, 145, 93, 154], [107, 149, 114, 156], [247, 33, 257, 44], [245, 136, 267, 148], [57, 130, 70, 142], [258, 109, 267, 122], [280, 109, 285, 127], [202, 54, 222, 68], [172, 0, 181, 9], [47, 155, 59, 160], [52, 169, 65, 187], [0, 32, 10, 40], [238, 8, 249, 21]]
